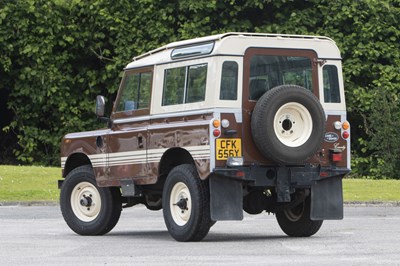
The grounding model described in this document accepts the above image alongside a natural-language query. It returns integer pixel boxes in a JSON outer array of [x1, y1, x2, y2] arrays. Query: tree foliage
[[0, 0, 399, 178]]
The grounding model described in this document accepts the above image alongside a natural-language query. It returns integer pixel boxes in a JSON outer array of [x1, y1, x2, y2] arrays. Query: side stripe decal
[[61, 145, 210, 169]]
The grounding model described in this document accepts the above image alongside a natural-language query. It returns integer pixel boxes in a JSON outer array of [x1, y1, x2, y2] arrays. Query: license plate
[[216, 138, 242, 160]]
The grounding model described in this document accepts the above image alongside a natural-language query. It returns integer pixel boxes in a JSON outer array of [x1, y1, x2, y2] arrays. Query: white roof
[[125, 32, 341, 69]]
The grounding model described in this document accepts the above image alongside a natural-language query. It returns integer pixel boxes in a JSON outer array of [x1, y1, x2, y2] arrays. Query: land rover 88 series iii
[[59, 33, 351, 241]]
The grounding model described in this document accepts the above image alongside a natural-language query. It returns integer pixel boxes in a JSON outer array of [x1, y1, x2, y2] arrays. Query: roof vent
[[171, 42, 214, 59]]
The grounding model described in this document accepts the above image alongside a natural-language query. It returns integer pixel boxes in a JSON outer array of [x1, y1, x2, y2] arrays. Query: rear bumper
[[213, 164, 349, 208], [213, 164, 350, 187]]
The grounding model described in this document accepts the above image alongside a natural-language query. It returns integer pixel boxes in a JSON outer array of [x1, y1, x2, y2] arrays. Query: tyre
[[60, 165, 122, 235], [162, 164, 211, 242], [251, 85, 325, 164], [145, 194, 162, 211], [276, 196, 323, 237]]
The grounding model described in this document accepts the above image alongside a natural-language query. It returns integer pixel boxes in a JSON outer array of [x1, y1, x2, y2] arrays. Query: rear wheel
[[60, 165, 122, 235], [276, 196, 323, 237], [162, 164, 211, 242]]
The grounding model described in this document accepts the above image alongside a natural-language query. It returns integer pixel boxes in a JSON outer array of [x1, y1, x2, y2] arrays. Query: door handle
[[138, 136, 144, 148]]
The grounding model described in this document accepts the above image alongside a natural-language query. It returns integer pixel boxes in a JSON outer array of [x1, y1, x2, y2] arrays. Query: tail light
[[342, 121, 350, 130], [212, 119, 221, 137], [213, 119, 221, 128], [213, 129, 221, 137], [333, 120, 350, 140], [330, 120, 350, 163]]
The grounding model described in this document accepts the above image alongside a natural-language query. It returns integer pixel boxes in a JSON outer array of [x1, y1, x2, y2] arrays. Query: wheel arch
[[139, 148, 199, 208], [63, 153, 92, 178], [157, 147, 208, 187], [157, 147, 198, 186]]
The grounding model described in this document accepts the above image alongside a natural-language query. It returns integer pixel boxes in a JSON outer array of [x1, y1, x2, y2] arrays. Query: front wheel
[[60, 165, 122, 235], [162, 164, 211, 242], [276, 196, 323, 237]]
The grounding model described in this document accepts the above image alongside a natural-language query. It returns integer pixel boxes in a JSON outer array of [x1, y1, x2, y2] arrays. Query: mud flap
[[209, 176, 243, 221], [310, 177, 343, 220]]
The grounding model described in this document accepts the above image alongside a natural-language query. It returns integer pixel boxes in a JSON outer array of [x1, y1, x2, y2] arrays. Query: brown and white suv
[[59, 33, 351, 241]]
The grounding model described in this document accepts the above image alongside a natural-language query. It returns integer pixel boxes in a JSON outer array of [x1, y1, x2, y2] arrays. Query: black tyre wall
[[276, 196, 323, 237]]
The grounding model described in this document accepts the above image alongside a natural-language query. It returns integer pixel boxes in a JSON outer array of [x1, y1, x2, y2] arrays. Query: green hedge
[[0, 0, 399, 178]]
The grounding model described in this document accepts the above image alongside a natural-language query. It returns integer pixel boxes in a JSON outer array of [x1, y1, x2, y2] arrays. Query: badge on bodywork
[[324, 132, 339, 142]]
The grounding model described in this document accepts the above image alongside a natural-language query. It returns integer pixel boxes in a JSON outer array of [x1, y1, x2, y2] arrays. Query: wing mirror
[[95, 95, 106, 117]]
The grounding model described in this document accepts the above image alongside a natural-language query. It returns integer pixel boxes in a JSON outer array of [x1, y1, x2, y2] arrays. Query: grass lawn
[[343, 178, 400, 202], [0, 165, 399, 203], [0, 165, 60, 202]]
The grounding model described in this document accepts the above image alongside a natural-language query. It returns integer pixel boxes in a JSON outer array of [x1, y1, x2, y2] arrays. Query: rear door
[[242, 48, 319, 164]]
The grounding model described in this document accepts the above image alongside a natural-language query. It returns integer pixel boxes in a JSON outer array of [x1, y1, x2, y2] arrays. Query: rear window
[[249, 55, 312, 100]]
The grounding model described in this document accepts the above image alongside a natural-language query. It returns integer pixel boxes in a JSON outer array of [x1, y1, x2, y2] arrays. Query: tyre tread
[[276, 196, 323, 237]]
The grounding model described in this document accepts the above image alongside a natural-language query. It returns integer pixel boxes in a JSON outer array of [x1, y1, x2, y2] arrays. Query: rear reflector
[[320, 172, 329, 177], [332, 153, 342, 162]]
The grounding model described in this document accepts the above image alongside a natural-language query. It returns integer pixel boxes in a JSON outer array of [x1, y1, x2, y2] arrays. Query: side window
[[163, 67, 186, 105], [162, 63, 207, 106], [186, 64, 207, 103], [116, 71, 152, 112], [323, 65, 341, 103], [249, 55, 312, 100], [220, 61, 238, 100]]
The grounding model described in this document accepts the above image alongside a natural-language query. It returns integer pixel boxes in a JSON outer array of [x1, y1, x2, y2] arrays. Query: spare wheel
[[251, 85, 325, 164]]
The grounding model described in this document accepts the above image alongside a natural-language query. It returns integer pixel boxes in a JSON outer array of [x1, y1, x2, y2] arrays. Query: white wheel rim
[[273, 102, 313, 147], [70, 182, 101, 222], [169, 182, 192, 226]]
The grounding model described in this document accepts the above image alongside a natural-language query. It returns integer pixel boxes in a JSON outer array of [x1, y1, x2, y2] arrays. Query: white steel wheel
[[273, 102, 313, 148], [70, 181, 101, 222], [169, 182, 192, 226]]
